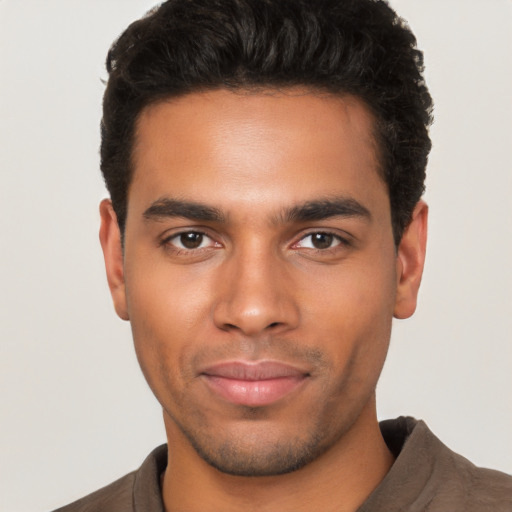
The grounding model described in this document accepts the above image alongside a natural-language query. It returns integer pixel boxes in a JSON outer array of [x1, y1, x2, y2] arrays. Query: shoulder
[[364, 417, 512, 512], [52, 472, 136, 512], [437, 439, 512, 511], [51, 445, 167, 512]]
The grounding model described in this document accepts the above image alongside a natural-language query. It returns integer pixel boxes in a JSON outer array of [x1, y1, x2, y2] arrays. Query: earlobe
[[393, 200, 428, 319], [99, 199, 129, 321]]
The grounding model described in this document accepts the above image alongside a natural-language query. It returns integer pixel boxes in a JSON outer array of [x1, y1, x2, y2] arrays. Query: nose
[[212, 245, 300, 336]]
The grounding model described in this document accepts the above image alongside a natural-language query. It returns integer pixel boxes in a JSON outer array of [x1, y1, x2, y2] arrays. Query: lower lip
[[202, 375, 307, 407]]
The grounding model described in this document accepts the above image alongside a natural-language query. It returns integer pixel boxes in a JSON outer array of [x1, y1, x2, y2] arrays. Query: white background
[[1, 1, 511, 510]]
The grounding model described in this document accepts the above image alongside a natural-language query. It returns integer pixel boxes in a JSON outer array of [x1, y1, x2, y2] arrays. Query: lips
[[200, 361, 309, 407]]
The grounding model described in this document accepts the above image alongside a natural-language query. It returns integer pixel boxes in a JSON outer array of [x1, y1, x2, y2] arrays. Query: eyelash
[[159, 229, 352, 256], [160, 230, 217, 252], [294, 231, 351, 252]]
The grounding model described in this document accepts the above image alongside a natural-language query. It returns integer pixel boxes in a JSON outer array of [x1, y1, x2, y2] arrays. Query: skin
[[100, 89, 427, 512]]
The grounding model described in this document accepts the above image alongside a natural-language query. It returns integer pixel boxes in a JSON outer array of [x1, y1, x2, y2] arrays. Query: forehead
[[129, 89, 387, 219]]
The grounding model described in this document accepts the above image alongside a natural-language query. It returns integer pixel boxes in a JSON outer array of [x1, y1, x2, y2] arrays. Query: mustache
[[188, 335, 330, 375]]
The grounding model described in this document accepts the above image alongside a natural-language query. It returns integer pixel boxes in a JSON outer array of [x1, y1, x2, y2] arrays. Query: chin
[[193, 440, 323, 477], [177, 417, 334, 477]]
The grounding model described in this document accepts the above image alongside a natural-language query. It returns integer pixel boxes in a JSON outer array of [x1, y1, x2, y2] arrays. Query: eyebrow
[[280, 197, 372, 224], [142, 196, 371, 225], [143, 198, 225, 223]]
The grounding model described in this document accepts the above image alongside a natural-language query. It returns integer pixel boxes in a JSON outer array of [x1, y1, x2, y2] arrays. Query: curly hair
[[101, 0, 433, 244]]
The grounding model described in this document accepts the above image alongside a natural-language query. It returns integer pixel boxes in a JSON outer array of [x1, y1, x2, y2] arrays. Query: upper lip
[[200, 361, 309, 381]]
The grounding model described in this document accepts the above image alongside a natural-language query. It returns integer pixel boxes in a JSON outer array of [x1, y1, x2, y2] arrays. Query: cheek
[[126, 251, 215, 334], [304, 267, 395, 427], [301, 256, 397, 372], [123, 257, 216, 398]]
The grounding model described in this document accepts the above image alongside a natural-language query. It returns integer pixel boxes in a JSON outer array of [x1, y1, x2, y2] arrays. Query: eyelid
[[295, 233, 341, 250], [292, 229, 353, 248], [158, 226, 353, 255], [160, 228, 220, 250]]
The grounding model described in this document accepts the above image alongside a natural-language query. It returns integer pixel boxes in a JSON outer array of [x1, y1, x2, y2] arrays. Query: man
[[55, 0, 512, 510]]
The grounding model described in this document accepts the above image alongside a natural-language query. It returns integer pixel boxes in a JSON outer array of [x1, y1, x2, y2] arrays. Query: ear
[[99, 199, 129, 321], [394, 200, 428, 319]]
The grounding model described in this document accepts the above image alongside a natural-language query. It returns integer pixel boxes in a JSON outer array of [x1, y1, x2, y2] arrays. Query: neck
[[161, 397, 394, 512]]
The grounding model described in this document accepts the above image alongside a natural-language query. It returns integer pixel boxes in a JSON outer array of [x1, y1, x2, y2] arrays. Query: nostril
[[268, 322, 281, 329]]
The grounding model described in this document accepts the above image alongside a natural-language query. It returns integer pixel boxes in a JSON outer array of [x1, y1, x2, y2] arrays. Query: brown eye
[[295, 232, 343, 251], [162, 230, 220, 255], [179, 232, 204, 249], [311, 233, 334, 249]]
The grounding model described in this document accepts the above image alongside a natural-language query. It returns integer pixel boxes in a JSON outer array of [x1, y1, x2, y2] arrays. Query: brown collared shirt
[[54, 417, 512, 512]]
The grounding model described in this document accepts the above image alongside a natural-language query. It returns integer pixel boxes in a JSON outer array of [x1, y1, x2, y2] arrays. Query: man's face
[[103, 89, 419, 476]]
